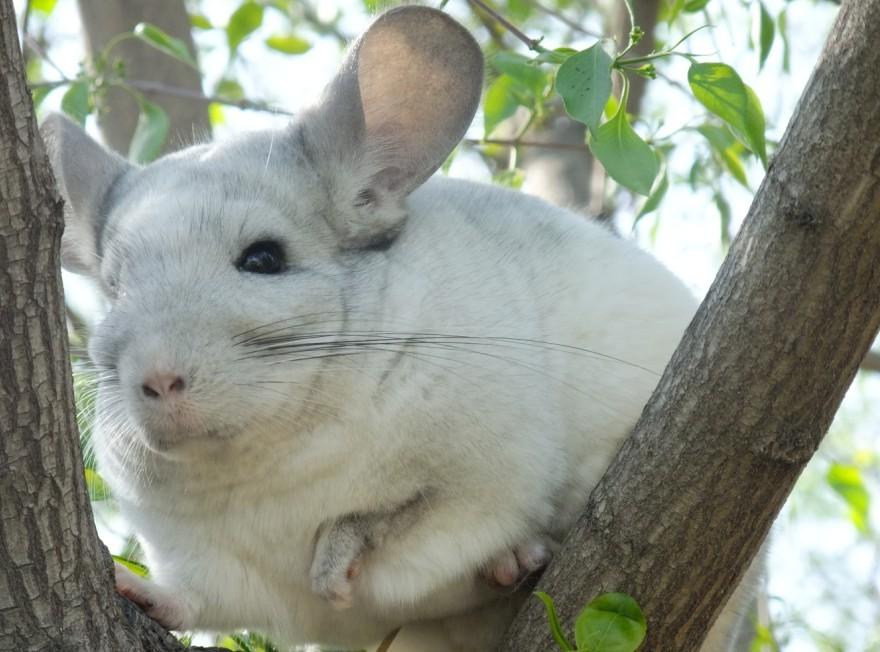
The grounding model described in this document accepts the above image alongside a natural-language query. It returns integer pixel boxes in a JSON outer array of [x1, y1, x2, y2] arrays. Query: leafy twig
[[466, 0, 547, 52]]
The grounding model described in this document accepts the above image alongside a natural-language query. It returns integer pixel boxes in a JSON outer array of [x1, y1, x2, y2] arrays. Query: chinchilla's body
[[44, 6, 759, 651]]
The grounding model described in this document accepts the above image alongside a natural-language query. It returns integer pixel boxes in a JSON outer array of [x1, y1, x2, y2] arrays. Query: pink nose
[[141, 372, 186, 399]]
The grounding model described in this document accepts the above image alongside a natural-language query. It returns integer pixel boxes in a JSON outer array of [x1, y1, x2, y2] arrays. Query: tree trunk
[[76, 0, 209, 155], [0, 3, 206, 650], [500, 1, 880, 650]]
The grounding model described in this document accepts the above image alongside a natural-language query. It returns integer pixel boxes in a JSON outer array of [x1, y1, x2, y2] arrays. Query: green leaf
[[714, 191, 732, 247], [227, 2, 264, 52], [777, 9, 790, 73], [30, 85, 52, 110], [684, 0, 710, 11], [574, 592, 647, 652], [661, 0, 686, 24], [688, 62, 767, 167], [757, 2, 775, 71], [190, 13, 213, 30], [589, 95, 659, 196], [636, 153, 669, 221], [265, 34, 311, 55], [534, 47, 577, 65], [535, 592, 574, 651], [555, 43, 613, 136], [209, 102, 226, 126], [61, 81, 90, 126], [696, 124, 749, 188], [113, 555, 150, 578], [827, 463, 871, 534], [133, 23, 198, 69], [493, 168, 525, 189], [216, 78, 245, 101], [128, 99, 169, 164], [85, 468, 111, 501], [31, 0, 58, 15], [492, 52, 547, 98], [483, 75, 520, 137]]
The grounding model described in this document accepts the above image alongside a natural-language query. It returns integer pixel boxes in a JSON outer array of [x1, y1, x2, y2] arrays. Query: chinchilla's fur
[[43, 6, 760, 651]]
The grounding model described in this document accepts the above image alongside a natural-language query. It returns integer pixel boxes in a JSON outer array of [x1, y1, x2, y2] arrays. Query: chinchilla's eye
[[237, 240, 286, 275]]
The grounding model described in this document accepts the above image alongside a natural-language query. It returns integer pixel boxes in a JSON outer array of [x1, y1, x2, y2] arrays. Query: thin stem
[[623, 0, 636, 37], [28, 79, 71, 90], [123, 79, 293, 115], [616, 0, 639, 57], [23, 34, 66, 79], [102, 31, 135, 58], [617, 49, 699, 66], [29, 75, 293, 115], [466, 137, 588, 152], [467, 0, 547, 52]]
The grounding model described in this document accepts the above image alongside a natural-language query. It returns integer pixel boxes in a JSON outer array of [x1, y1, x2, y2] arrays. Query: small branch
[[467, 0, 546, 52], [472, 5, 509, 50], [297, 0, 349, 45], [466, 137, 588, 151], [123, 80, 293, 115], [23, 33, 65, 79]]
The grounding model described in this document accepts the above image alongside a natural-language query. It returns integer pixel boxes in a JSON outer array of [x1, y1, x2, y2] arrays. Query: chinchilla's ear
[[40, 113, 132, 277], [299, 6, 484, 248]]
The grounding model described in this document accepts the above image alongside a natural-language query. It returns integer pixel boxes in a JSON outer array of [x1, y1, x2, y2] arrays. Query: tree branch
[[466, 0, 546, 51], [501, 1, 880, 649]]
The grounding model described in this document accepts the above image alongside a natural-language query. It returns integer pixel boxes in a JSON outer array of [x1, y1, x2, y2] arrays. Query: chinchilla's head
[[43, 6, 483, 464]]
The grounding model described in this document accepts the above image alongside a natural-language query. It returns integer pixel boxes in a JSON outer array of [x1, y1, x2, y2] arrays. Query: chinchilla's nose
[[141, 371, 186, 400]]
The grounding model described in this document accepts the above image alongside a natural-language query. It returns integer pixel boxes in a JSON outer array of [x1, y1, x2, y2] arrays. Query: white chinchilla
[[43, 6, 759, 651]]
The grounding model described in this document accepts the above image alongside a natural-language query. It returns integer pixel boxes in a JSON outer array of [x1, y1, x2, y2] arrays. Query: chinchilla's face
[[83, 138, 357, 457], [42, 6, 483, 462]]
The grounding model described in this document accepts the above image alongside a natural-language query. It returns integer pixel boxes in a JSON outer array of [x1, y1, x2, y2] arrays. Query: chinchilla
[[42, 5, 760, 651]]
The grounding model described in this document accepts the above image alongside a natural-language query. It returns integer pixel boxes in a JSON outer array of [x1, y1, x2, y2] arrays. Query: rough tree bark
[[0, 3, 212, 650], [76, 0, 209, 155], [501, 1, 880, 650]]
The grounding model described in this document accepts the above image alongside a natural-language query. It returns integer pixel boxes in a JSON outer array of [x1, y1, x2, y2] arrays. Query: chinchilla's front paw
[[310, 520, 366, 610], [483, 536, 555, 589], [310, 552, 362, 611], [115, 562, 193, 630]]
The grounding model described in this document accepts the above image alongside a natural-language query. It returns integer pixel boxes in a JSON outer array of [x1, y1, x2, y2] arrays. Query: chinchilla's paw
[[310, 552, 362, 611], [115, 562, 192, 630], [483, 536, 554, 589]]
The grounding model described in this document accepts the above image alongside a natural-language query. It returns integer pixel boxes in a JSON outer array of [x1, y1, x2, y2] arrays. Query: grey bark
[[0, 2, 211, 650], [500, 1, 880, 650], [76, 0, 209, 155]]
